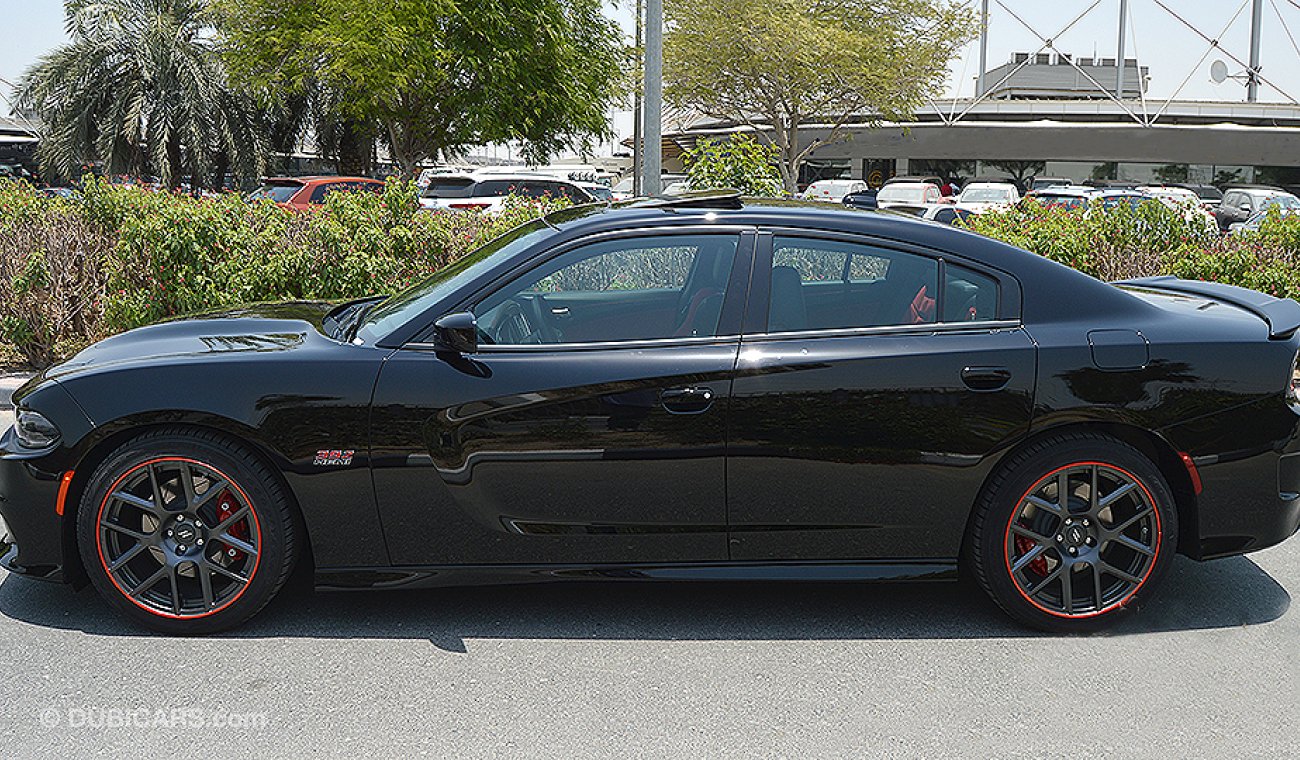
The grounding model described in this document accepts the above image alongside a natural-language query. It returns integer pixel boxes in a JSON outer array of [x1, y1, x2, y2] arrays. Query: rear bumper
[[1191, 445, 1300, 560], [0, 430, 67, 582]]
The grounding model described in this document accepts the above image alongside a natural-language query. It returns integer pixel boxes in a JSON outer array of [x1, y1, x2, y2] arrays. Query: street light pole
[[642, 0, 663, 196], [1116, 0, 1128, 98], [1248, 0, 1263, 102], [632, 0, 643, 196], [976, 0, 989, 97]]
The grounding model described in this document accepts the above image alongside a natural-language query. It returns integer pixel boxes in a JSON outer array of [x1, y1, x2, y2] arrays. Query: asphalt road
[[1, 397, 1299, 758]]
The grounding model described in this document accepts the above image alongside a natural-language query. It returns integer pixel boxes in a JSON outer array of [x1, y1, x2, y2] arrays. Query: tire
[[967, 433, 1178, 633], [76, 428, 298, 634]]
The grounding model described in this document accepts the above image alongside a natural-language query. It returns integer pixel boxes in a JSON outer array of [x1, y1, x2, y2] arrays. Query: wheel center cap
[[172, 522, 199, 545], [1066, 524, 1086, 546]]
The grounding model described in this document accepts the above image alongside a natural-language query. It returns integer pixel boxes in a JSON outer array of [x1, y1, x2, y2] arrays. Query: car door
[[370, 229, 754, 566], [727, 231, 1036, 562]]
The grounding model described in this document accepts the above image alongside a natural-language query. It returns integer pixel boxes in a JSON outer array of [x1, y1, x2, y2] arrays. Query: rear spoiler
[[1117, 276, 1300, 339]]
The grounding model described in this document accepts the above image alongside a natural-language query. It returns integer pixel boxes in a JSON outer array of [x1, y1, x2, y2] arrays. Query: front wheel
[[968, 434, 1178, 632], [76, 428, 298, 635]]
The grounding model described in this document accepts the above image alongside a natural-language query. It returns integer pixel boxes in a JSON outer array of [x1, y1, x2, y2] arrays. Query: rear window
[[422, 178, 477, 198], [248, 183, 302, 203], [308, 181, 382, 203]]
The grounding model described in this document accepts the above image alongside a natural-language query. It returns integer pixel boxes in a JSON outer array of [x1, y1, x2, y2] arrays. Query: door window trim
[[746, 227, 1022, 341]]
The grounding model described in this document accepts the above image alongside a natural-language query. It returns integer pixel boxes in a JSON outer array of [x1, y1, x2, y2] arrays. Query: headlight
[[14, 409, 61, 449]]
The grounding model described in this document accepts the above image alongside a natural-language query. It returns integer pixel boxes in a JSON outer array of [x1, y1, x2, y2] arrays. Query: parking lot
[[1, 406, 1298, 758]]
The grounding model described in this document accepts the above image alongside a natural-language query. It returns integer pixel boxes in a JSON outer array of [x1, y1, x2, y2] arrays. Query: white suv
[[419, 172, 592, 211], [1215, 186, 1300, 232]]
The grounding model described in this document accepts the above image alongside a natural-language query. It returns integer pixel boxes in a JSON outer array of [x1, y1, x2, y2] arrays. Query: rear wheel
[[968, 434, 1177, 632], [76, 429, 298, 634]]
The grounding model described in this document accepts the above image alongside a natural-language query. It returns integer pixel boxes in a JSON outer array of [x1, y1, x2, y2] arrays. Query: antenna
[[1210, 59, 1229, 84]]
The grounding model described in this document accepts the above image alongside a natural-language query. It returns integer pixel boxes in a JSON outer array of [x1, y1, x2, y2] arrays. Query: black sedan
[[5, 193, 1300, 634]]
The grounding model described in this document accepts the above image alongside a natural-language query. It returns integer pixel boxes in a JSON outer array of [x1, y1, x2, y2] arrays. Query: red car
[[247, 176, 385, 210]]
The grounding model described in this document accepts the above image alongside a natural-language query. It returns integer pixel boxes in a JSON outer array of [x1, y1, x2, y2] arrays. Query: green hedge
[[963, 200, 1300, 300], [6, 181, 1300, 370], [0, 177, 565, 367]]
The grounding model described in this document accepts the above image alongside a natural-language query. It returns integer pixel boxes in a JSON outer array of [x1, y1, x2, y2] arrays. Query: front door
[[727, 232, 1036, 562], [371, 230, 753, 566]]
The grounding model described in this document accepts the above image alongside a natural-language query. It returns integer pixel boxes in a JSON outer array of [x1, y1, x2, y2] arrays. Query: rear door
[[727, 231, 1036, 561]]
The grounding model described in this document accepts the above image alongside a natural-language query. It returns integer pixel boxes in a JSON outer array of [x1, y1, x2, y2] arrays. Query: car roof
[[262, 176, 382, 185], [879, 181, 936, 189], [430, 172, 576, 183], [961, 182, 1017, 189]]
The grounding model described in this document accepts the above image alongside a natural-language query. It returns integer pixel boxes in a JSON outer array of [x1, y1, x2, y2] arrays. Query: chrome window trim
[[744, 319, 1022, 342], [406, 334, 744, 354]]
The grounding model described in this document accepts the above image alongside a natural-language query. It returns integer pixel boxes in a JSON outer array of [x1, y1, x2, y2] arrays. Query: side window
[[768, 237, 938, 333], [474, 234, 739, 345], [943, 264, 999, 322], [308, 183, 336, 203]]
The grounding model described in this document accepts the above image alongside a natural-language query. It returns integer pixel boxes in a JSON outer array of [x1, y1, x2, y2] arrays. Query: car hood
[[42, 301, 340, 382]]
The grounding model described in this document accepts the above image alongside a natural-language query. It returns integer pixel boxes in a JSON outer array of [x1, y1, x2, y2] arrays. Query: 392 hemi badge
[[313, 449, 355, 466]]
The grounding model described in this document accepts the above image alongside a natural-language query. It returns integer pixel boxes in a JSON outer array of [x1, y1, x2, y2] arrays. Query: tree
[[683, 135, 783, 196], [215, 0, 629, 177], [18, 0, 267, 187], [985, 160, 1046, 183], [665, 0, 976, 193]]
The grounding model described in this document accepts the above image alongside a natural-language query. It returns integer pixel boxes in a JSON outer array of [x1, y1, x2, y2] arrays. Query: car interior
[[472, 234, 999, 346]]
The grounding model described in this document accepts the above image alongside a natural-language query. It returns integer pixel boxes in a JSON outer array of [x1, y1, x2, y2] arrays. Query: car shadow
[[0, 555, 1288, 647]]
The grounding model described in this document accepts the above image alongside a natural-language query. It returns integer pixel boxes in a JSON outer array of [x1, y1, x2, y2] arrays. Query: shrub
[[0, 177, 567, 368], [0, 181, 111, 367]]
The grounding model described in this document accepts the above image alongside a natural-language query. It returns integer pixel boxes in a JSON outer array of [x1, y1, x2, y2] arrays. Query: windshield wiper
[[341, 301, 381, 343]]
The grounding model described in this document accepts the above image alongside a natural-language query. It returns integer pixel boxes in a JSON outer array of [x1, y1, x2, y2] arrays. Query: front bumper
[[0, 430, 67, 582]]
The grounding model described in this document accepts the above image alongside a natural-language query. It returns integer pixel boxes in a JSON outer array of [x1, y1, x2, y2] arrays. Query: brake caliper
[[215, 490, 249, 562], [1014, 534, 1049, 577]]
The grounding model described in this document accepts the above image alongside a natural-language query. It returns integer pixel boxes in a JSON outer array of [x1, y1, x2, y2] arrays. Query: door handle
[[550, 306, 571, 318], [961, 366, 1012, 392], [660, 386, 715, 414]]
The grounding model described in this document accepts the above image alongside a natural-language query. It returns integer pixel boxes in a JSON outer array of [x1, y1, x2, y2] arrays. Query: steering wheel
[[481, 296, 561, 344]]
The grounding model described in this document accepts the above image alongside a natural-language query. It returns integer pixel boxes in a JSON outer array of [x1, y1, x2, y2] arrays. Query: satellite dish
[[1210, 59, 1229, 84]]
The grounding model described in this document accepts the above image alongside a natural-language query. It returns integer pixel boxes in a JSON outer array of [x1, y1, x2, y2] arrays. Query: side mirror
[[432, 312, 478, 354]]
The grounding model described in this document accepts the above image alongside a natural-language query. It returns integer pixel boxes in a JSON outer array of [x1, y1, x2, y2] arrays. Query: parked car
[[884, 175, 944, 187], [577, 182, 615, 202], [1029, 177, 1073, 191], [1214, 186, 1300, 232], [875, 181, 943, 211], [841, 189, 878, 210], [9, 192, 1300, 634], [1024, 187, 1153, 213], [1136, 185, 1218, 231], [419, 172, 593, 211], [1229, 207, 1300, 234], [1171, 183, 1224, 209], [247, 176, 385, 210], [955, 182, 1021, 213], [802, 179, 869, 203]]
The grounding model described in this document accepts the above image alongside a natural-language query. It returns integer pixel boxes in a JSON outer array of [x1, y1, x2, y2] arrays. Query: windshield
[[247, 183, 302, 203], [1033, 195, 1086, 210], [354, 219, 557, 343], [1262, 195, 1300, 211], [960, 187, 1012, 203], [878, 185, 926, 202]]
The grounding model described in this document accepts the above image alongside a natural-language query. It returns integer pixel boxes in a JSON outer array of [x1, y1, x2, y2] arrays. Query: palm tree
[[17, 0, 267, 187]]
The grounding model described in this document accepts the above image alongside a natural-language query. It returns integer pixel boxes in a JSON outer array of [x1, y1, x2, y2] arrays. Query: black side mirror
[[432, 312, 478, 354]]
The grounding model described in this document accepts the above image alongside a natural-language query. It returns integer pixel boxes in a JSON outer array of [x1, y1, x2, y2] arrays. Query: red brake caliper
[[1014, 533, 1049, 576], [215, 490, 249, 562]]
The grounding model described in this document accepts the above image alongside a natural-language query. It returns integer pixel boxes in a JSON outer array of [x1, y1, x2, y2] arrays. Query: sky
[[4, 0, 1300, 144]]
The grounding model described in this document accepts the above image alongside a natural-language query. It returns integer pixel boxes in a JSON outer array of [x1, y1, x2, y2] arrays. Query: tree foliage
[[18, 0, 267, 187], [215, 0, 629, 176], [665, 0, 976, 192], [683, 135, 783, 196]]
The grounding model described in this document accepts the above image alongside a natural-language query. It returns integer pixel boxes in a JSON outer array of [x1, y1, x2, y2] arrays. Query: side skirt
[[314, 560, 958, 591]]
